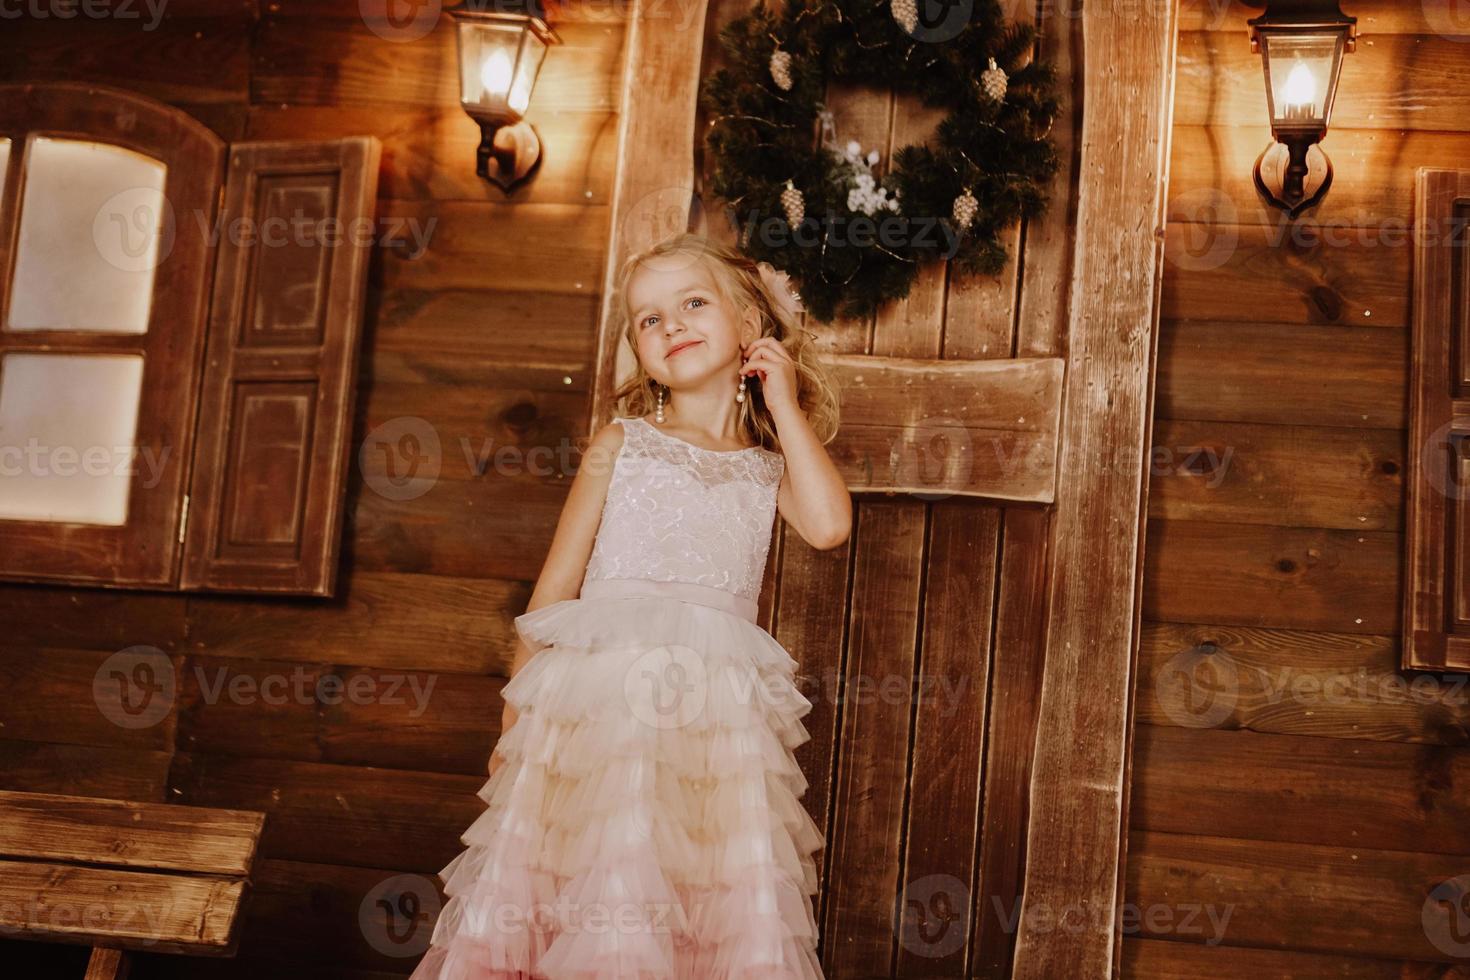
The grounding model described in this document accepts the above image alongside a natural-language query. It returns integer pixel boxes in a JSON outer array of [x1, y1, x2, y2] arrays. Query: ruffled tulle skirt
[[409, 585, 826, 979]]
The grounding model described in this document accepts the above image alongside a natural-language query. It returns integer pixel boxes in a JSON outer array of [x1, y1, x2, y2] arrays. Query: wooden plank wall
[[0, 1, 624, 976], [693, 1, 1073, 975], [1126, 2, 1470, 975]]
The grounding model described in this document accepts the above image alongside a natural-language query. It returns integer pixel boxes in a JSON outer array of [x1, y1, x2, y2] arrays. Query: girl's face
[[626, 257, 756, 389]]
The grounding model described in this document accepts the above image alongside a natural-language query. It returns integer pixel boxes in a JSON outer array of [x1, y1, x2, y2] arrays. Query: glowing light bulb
[[1282, 59, 1317, 118], [480, 49, 513, 98]]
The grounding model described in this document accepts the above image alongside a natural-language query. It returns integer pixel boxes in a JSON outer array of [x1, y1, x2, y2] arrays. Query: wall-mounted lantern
[[1247, 0, 1356, 217], [449, 0, 561, 194]]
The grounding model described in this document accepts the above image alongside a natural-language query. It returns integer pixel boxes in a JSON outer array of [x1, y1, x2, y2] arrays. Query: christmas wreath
[[700, 0, 1062, 322]]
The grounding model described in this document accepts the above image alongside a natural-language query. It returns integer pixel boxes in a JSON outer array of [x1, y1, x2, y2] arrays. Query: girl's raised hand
[[740, 337, 798, 416]]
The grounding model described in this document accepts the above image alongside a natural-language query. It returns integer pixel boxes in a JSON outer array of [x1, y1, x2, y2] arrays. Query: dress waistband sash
[[578, 577, 758, 623]]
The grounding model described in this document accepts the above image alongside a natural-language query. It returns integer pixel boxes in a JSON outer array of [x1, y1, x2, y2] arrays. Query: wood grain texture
[[1137, 620, 1470, 745], [1174, 30, 1470, 134], [1011, 0, 1180, 974], [1169, 123, 1470, 230], [1157, 320, 1407, 427], [1132, 724, 1470, 854], [1123, 934, 1468, 979], [184, 570, 523, 673], [1161, 221, 1410, 327], [168, 751, 478, 872], [1402, 168, 1470, 671], [971, 507, 1052, 978], [822, 501, 924, 975], [0, 741, 174, 802], [587, 0, 708, 430], [1126, 828, 1470, 963], [771, 522, 852, 875], [893, 501, 999, 977], [0, 789, 264, 958], [1146, 418, 1403, 531], [0, 789, 264, 874], [0, 860, 248, 955], [1144, 518, 1401, 634], [1177, 0, 1465, 35], [826, 353, 1065, 503]]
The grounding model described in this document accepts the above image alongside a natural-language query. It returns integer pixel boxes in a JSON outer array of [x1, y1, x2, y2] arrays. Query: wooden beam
[[1010, 0, 1181, 976], [0, 859, 247, 956], [826, 354, 1064, 503], [588, 0, 707, 429], [0, 790, 264, 876], [84, 946, 129, 980]]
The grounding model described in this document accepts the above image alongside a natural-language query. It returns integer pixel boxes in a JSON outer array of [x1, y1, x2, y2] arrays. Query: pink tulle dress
[[409, 414, 826, 980]]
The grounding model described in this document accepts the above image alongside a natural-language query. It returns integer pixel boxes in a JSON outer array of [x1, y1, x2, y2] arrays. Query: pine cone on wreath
[[890, 0, 918, 34], [769, 48, 793, 91], [781, 179, 805, 227], [952, 187, 978, 234], [981, 57, 1008, 102]]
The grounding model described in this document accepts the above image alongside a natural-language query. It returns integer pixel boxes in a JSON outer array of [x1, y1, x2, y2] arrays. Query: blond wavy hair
[[610, 233, 841, 452]]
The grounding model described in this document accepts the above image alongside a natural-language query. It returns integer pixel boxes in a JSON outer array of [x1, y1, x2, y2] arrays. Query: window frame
[[0, 82, 225, 588], [1403, 167, 1470, 672]]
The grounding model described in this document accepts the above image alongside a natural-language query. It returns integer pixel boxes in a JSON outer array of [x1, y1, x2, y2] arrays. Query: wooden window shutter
[[1404, 168, 1470, 671], [180, 137, 380, 596]]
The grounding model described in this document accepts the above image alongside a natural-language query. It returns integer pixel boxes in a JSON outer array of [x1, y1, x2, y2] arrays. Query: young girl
[[409, 232, 850, 980]]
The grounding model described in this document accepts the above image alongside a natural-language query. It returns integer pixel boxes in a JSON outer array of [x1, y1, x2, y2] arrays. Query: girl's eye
[[641, 297, 706, 329]]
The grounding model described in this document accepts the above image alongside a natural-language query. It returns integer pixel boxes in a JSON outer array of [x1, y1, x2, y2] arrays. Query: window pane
[[0, 352, 144, 525], [7, 138, 167, 334]]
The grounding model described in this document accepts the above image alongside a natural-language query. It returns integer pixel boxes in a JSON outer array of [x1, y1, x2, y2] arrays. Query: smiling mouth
[[665, 341, 702, 359]]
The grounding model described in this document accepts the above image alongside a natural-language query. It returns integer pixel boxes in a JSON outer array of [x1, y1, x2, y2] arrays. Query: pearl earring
[[735, 376, 746, 404], [655, 384, 665, 423]]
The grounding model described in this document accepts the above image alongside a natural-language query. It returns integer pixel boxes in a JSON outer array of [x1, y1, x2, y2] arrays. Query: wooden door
[[587, 1, 1178, 975]]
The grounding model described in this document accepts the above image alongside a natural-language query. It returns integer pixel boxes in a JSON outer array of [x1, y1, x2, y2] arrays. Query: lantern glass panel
[[1259, 30, 1345, 130], [508, 33, 549, 115], [456, 20, 528, 119]]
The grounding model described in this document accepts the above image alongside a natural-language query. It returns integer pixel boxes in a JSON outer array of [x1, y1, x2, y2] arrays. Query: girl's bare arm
[[494, 420, 624, 767], [771, 403, 852, 551]]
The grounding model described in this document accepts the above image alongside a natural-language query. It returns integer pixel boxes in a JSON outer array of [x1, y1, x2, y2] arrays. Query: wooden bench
[[0, 790, 266, 978]]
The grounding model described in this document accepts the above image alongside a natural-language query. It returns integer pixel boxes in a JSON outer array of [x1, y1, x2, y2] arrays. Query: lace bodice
[[581, 415, 785, 607]]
